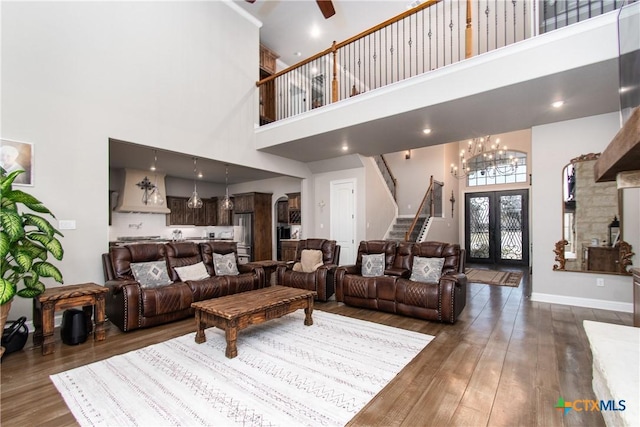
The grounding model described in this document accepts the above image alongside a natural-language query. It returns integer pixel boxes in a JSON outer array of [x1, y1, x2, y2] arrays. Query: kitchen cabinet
[[216, 197, 233, 226], [166, 196, 217, 226], [287, 192, 301, 225], [281, 240, 298, 262], [277, 200, 288, 223], [233, 193, 255, 213], [233, 192, 273, 261]]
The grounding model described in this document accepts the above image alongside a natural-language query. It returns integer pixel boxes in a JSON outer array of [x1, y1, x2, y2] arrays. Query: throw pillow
[[213, 252, 240, 276], [130, 260, 173, 289], [362, 253, 385, 277], [174, 261, 210, 282], [410, 256, 445, 283], [298, 249, 324, 273]]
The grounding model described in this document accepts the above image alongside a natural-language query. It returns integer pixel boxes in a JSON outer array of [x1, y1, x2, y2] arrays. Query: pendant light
[[221, 164, 234, 210], [149, 150, 164, 206], [187, 157, 203, 209]]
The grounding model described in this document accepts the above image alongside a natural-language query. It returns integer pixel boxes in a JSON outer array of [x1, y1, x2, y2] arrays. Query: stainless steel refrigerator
[[233, 213, 252, 263]]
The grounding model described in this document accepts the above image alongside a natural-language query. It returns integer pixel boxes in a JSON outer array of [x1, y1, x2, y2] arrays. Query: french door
[[465, 189, 529, 266]]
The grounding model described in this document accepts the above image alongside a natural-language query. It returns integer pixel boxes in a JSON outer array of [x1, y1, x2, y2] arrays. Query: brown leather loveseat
[[276, 238, 341, 301], [102, 241, 265, 331], [335, 240, 466, 323]]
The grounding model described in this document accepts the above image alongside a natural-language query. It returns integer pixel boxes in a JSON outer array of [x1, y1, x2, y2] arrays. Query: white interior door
[[331, 179, 356, 265]]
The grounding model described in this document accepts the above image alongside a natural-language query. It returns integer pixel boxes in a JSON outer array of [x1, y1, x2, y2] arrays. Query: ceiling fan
[[245, 0, 336, 19]]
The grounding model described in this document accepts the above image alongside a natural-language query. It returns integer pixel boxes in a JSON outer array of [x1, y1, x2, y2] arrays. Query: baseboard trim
[[530, 292, 633, 313]]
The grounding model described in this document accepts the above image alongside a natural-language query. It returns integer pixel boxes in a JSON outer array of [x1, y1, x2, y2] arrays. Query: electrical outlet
[[596, 278, 605, 287], [58, 220, 76, 230]]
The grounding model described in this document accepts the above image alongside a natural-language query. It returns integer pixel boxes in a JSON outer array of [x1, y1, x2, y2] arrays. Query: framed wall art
[[0, 139, 34, 186]]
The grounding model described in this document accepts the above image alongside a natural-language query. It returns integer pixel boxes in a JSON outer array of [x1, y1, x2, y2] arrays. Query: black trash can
[[61, 309, 88, 345]]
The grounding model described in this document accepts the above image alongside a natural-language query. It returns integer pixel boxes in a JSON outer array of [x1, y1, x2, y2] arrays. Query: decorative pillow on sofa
[[130, 260, 173, 289], [174, 261, 210, 282], [292, 249, 324, 273], [410, 256, 445, 283], [362, 253, 385, 277], [213, 252, 240, 276]]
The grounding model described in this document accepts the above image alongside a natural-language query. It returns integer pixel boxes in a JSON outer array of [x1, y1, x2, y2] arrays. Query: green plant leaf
[[0, 210, 24, 241], [0, 278, 16, 304], [0, 231, 9, 258], [13, 248, 33, 272], [22, 275, 41, 288], [29, 234, 64, 260], [3, 189, 52, 215], [18, 239, 48, 260], [17, 284, 45, 298], [0, 169, 24, 194], [32, 261, 63, 283], [24, 214, 62, 238]]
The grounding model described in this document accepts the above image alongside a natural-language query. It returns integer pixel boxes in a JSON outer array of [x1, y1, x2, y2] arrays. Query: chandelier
[[450, 136, 519, 179], [221, 164, 233, 210], [148, 150, 164, 206], [187, 157, 203, 209]]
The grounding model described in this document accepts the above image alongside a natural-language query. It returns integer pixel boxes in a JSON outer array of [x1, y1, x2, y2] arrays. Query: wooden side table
[[33, 283, 108, 355], [246, 260, 285, 286]]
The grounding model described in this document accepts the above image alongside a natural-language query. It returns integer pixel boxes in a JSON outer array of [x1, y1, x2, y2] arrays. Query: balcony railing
[[257, 0, 632, 125]]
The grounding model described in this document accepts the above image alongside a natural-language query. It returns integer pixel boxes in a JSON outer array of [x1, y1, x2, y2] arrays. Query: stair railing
[[405, 176, 443, 241], [373, 155, 397, 200]]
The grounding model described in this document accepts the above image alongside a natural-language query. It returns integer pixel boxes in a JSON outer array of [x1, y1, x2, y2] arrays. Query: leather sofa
[[276, 238, 341, 301], [102, 241, 265, 331], [335, 240, 466, 323]]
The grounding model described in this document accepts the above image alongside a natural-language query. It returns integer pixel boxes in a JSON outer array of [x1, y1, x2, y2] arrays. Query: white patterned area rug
[[50, 310, 434, 426]]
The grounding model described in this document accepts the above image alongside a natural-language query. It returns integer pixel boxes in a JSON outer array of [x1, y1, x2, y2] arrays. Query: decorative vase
[[0, 299, 13, 358]]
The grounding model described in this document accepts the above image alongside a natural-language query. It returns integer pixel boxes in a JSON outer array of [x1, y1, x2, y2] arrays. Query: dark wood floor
[[1, 267, 632, 426]]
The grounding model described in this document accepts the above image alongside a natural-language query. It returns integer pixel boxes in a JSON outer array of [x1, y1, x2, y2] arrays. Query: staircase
[[387, 216, 427, 242]]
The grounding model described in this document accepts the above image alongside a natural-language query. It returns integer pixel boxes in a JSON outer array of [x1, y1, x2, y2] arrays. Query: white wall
[[385, 145, 447, 216], [0, 1, 307, 319], [531, 113, 638, 311]]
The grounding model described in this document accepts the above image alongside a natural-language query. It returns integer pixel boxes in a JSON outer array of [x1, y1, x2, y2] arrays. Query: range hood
[[114, 168, 171, 214]]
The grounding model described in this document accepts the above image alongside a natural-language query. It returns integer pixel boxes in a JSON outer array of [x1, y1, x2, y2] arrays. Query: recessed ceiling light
[[551, 100, 564, 108], [422, 128, 432, 134], [341, 145, 349, 151], [198, 172, 203, 178], [293, 51, 302, 57], [310, 25, 321, 39]]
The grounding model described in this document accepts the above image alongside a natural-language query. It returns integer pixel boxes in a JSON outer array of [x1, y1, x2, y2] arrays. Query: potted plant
[[0, 168, 64, 356]]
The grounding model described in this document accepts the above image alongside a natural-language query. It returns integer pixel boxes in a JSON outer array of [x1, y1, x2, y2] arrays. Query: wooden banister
[[380, 155, 397, 199], [256, 0, 443, 87], [405, 176, 443, 241]]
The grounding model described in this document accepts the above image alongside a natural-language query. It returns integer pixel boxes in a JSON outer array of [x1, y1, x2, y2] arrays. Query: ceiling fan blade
[[316, 0, 335, 19]]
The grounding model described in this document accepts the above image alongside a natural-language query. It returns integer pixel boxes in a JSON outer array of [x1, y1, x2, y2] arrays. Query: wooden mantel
[[594, 107, 640, 183]]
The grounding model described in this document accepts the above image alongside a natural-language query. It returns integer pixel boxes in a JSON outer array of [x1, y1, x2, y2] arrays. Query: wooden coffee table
[[191, 285, 317, 358]]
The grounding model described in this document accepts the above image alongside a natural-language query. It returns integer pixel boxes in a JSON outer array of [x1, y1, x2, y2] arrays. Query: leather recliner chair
[[276, 238, 341, 301]]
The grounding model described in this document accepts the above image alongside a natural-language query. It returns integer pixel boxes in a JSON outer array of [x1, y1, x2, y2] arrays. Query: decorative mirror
[[553, 153, 634, 275]]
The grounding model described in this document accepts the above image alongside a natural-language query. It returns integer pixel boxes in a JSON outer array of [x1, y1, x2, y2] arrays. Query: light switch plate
[[58, 220, 76, 230]]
